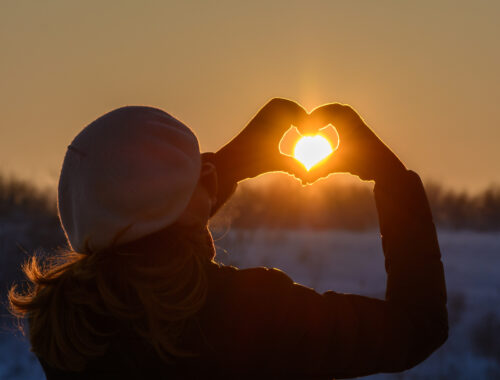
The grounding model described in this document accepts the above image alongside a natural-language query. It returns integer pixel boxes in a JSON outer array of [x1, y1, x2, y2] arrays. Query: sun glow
[[293, 135, 333, 171]]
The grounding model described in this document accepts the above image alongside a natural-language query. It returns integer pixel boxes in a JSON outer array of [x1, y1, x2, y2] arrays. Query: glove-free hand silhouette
[[216, 99, 406, 186], [302, 103, 407, 184], [215, 98, 310, 182]]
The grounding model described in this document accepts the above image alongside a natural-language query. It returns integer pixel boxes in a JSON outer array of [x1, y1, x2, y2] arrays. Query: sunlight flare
[[293, 135, 333, 171]]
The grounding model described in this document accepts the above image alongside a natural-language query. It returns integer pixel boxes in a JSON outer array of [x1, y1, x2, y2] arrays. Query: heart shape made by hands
[[280, 125, 339, 171]]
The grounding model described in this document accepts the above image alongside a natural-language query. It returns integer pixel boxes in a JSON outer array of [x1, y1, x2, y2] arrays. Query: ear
[[199, 162, 218, 208]]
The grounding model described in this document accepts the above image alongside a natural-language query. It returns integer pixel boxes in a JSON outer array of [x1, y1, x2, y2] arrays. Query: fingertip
[[297, 118, 321, 134], [290, 101, 309, 123]]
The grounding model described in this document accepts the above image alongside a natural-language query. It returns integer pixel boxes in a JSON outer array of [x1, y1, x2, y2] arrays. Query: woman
[[9, 99, 447, 378]]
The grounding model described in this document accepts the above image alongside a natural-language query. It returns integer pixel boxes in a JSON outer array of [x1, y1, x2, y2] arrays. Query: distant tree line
[[0, 175, 65, 300], [212, 175, 500, 232], [425, 182, 500, 231], [2, 173, 500, 236]]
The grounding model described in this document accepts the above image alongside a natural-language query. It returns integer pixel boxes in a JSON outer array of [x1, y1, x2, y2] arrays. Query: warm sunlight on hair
[[293, 135, 333, 171]]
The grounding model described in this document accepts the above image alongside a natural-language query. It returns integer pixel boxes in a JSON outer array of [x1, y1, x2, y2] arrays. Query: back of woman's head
[[9, 106, 217, 371], [9, 224, 215, 371]]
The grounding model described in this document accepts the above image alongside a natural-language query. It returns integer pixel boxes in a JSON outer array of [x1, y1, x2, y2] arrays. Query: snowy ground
[[1, 230, 500, 379]]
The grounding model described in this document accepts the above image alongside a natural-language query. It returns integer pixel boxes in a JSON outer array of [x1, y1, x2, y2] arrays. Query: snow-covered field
[[1, 230, 500, 379]]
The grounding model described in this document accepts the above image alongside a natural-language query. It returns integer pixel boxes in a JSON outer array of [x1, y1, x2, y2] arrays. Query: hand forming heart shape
[[216, 98, 406, 186]]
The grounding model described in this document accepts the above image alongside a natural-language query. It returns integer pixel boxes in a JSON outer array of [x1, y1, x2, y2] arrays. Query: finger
[[297, 116, 322, 135], [279, 155, 309, 179], [257, 98, 309, 135], [237, 153, 305, 180], [279, 126, 302, 156], [303, 152, 351, 183], [306, 103, 365, 139], [319, 125, 340, 151], [256, 153, 309, 180]]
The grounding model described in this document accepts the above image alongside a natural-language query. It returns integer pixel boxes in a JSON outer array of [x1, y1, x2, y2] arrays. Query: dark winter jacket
[[39, 170, 448, 379]]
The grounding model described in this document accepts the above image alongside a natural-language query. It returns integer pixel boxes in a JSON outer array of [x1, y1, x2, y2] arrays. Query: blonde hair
[[9, 224, 212, 371]]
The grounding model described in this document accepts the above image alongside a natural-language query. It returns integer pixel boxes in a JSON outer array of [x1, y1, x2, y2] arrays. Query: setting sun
[[293, 135, 333, 171]]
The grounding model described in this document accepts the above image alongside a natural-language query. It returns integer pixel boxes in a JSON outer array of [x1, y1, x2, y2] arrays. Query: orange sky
[[1, 1, 499, 192]]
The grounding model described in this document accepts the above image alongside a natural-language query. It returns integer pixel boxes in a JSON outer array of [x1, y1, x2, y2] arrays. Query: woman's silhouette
[[9, 99, 447, 378]]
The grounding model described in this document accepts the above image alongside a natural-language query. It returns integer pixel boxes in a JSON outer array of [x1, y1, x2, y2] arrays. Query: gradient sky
[[1, 0, 499, 192]]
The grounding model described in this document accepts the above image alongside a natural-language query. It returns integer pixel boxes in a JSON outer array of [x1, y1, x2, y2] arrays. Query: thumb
[[279, 155, 309, 181], [302, 154, 348, 184]]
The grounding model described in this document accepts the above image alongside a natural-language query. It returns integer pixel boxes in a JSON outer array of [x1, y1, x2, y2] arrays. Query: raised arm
[[229, 167, 447, 377], [200, 102, 447, 377], [285, 104, 446, 376]]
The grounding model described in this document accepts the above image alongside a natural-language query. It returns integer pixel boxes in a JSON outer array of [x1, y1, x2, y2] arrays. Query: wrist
[[374, 169, 435, 240], [373, 157, 408, 188], [213, 148, 245, 184]]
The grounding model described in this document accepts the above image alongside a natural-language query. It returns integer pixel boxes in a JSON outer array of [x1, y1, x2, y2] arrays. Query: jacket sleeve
[[235, 170, 447, 378]]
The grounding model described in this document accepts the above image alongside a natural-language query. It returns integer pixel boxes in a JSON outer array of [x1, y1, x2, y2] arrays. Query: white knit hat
[[57, 106, 201, 253]]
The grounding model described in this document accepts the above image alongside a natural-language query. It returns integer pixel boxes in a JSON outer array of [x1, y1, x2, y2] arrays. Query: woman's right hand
[[304, 103, 407, 184], [215, 98, 309, 182]]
